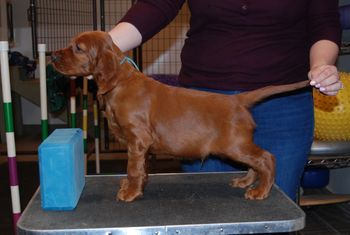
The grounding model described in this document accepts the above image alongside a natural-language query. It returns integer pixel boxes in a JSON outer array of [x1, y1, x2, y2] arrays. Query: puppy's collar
[[120, 56, 140, 71]]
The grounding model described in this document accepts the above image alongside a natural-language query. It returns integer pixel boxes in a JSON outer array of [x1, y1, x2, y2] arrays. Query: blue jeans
[[181, 87, 314, 201]]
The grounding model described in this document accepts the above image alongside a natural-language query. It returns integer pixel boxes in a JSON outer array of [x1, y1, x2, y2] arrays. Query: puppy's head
[[51, 30, 126, 94]]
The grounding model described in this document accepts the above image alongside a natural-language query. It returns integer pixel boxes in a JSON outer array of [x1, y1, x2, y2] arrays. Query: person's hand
[[308, 64, 343, 96]]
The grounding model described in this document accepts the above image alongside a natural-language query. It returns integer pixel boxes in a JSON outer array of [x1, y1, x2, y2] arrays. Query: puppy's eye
[[75, 44, 84, 53]]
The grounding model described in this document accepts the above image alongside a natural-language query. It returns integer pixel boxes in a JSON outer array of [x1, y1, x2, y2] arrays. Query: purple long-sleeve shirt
[[121, 0, 341, 90]]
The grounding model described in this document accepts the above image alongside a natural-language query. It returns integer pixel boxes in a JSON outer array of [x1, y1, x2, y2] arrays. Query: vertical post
[[29, 0, 38, 59], [130, 0, 143, 72], [83, 78, 88, 174], [0, 41, 21, 234], [70, 79, 77, 128], [99, 0, 110, 150], [100, 0, 105, 31], [38, 44, 48, 140], [92, 0, 97, 30], [93, 98, 100, 173]]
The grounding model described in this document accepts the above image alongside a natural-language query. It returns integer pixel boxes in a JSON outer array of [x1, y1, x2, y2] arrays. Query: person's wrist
[[310, 63, 327, 70]]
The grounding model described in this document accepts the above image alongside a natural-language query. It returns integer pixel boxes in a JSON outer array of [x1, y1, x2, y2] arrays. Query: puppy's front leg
[[117, 153, 148, 202], [117, 133, 151, 202]]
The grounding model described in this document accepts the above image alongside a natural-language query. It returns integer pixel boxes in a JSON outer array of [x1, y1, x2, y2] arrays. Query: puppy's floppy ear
[[95, 49, 119, 95], [89, 46, 97, 60]]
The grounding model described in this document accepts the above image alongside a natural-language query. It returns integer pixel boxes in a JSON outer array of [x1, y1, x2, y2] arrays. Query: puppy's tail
[[236, 80, 310, 108]]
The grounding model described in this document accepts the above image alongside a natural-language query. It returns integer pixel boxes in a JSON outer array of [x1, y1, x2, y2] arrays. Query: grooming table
[[17, 173, 305, 234]]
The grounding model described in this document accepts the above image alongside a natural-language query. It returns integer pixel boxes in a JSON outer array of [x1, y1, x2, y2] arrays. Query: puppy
[[51, 31, 310, 202]]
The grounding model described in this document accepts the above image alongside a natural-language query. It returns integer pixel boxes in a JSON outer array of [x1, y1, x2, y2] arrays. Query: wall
[[12, 0, 32, 58]]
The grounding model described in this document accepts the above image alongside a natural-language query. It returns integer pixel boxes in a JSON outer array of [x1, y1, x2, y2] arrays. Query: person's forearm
[[308, 39, 342, 96], [108, 22, 142, 52], [309, 39, 339, 69]]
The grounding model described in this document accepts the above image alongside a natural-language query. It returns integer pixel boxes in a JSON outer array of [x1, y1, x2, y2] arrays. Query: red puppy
[[51, 31, 309, 202]]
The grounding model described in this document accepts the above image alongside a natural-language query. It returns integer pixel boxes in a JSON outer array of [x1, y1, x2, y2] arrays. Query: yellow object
[[313, 72, 350, 141]]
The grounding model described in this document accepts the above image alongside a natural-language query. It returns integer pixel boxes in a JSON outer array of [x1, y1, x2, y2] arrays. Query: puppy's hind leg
[[231, 168, 257, 188], [226, 145, 275, 200]]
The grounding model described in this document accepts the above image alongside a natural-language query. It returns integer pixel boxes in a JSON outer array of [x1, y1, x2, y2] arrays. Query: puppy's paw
[[230, 169, 257, 189], [231, 178, 251, 188], [116, 178, 143, 202], [119, 177, 129, 191], [244, 187, 269, 200], [116, 188, 143, 202]]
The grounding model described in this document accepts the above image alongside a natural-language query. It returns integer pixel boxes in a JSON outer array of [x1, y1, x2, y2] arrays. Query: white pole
[[0, 42, 11, 102], [38, 44, 48, 139], [93, 101, 100, 173], [0, 41, 21, 233]]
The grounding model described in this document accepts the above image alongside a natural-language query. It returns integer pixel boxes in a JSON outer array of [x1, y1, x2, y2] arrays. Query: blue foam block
[[38, 128, 85, 210]]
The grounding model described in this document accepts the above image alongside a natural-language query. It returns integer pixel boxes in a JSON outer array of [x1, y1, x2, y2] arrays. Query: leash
[[119, 56, 140, 71]]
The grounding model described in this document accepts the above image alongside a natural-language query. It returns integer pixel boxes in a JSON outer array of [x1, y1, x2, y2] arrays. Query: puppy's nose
[[51, 53, 60, 62]]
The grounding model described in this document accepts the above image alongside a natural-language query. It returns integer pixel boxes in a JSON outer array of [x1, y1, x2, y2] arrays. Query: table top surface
[[17, 173, 305, 235]]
